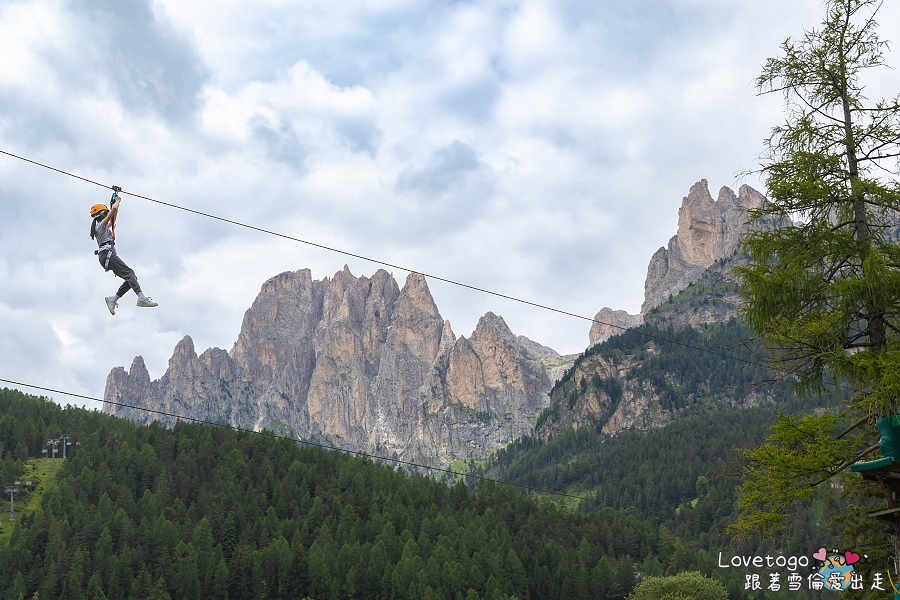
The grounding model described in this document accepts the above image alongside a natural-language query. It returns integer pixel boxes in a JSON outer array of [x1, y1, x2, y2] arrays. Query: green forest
[[0, 287, 885, 599], [0, 309, 885, 599], [1, 0, 897, 596], [2, 385, 883, 599], [547, 317, 796, 422], [0, 388, 672, 600], [482, 313, 891, 599], [486, 405, 838, 562]]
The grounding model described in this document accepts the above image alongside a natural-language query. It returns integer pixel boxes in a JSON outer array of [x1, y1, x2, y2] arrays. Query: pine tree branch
[[835, 415, 870, 439]]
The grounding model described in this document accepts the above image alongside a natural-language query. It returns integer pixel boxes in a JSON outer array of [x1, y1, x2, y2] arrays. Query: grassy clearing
[[263, 419, 298, 439], [429, 457, 487, 484], [0, 458, 62, 546], [457, 457, 488, 474], [674, 497, 700, 514]]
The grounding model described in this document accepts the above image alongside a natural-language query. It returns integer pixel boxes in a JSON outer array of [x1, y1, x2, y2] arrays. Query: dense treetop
[[0, 388, 653, 599]]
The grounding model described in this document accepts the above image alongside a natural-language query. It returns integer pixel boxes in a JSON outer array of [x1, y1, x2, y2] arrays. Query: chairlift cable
[[1, 376, 754, 526], [0, 377, 598, 506]]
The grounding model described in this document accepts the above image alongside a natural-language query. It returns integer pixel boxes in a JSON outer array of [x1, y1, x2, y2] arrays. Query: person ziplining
[[90, 186, 158, 314]]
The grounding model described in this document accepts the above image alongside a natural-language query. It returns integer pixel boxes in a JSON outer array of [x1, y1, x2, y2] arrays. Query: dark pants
[[98, 248, 142, 297]]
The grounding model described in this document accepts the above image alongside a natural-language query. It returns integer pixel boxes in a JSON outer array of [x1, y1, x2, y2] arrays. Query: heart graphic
[[845, 551, 860, 565], [813, 547, 827, 561]]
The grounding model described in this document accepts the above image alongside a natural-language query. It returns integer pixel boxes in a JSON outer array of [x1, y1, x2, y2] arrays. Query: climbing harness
[[90, 185, 122, 271], [95, 241, 115, 271]]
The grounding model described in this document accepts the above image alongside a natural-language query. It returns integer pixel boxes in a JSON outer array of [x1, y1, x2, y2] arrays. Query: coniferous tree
[[733, 0, 900, 564], [627, 571, 727, 600]]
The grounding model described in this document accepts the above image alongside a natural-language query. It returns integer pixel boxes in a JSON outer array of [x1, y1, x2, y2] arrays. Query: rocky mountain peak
[[589, 308, 642, 346], [128, 355, 150, 383], [469, 312, 520, 375], [171, 335, 197, 364], [556, 179, 773, 441], [472, 311, 511, 338], [437, 320, 457, 358], [585, 180, 767, 348], [104, 267, 557, 468], [163, 336, 200, 388], [516, 336, 559, 358], [388, 272, 444, 365], [642, 179, 764, 313]]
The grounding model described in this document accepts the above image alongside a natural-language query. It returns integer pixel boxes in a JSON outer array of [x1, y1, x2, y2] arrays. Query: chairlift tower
[[5, 485, 18, 520], [60, 434, 72, 459], [47, 439, 60, 468]]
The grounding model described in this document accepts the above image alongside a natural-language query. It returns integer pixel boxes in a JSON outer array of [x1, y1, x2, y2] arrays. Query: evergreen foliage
[[734, 0, 900, 553], [485, 403, 844, 598], [741, 0, 900, 408], [487, 405, 831, 541], [546, 318, 795, 433], [0, 388, 658, 599], [626, 571, 727, 600]]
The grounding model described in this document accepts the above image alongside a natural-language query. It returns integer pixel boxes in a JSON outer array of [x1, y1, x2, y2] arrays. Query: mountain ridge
[[104, 267, 556, 468], [588, 179, 765, 346], [104, 178, 770, 468]]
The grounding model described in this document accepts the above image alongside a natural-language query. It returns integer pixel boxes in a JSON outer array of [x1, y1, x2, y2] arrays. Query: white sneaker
[[105, 296, 118, 315], [137, 297, 158, 308]]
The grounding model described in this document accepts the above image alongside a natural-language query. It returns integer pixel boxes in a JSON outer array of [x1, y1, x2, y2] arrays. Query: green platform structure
[[850, 415, 900, 599]]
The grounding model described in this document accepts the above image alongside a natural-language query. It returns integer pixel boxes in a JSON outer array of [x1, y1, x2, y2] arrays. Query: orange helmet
[[90, 204, 109, 217]]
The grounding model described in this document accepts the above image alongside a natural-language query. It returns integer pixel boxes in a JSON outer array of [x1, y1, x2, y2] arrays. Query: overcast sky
[[1, 0, 898, 410]]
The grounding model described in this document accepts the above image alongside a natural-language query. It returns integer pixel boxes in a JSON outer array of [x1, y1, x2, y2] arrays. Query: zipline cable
[[0, 151, 873, 528], [0, 149, 866, 484], [0, 148, 777, 372]]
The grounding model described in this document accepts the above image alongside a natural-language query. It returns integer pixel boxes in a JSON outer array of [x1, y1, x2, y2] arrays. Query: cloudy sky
[[1, 0, 898, 409]]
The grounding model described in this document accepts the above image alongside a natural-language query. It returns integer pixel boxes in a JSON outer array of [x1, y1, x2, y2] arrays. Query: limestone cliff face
[[535, 327, 777, 442], [589, 308, 642, 346], [103, 268, 553, 468], [516, 336, 577, 384], [585, 180, 764, 349], [559, 179, 771, 440], [641, 180, 765, 313], [535, 352, 670, 439]]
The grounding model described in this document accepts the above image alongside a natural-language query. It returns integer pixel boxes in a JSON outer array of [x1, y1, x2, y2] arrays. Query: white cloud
[[0, 303, 93, 404], [0, 1, 66, 89], [1, 0, 898, 406], [503, 2, 568, 75], [200, 62, 378, 150]]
